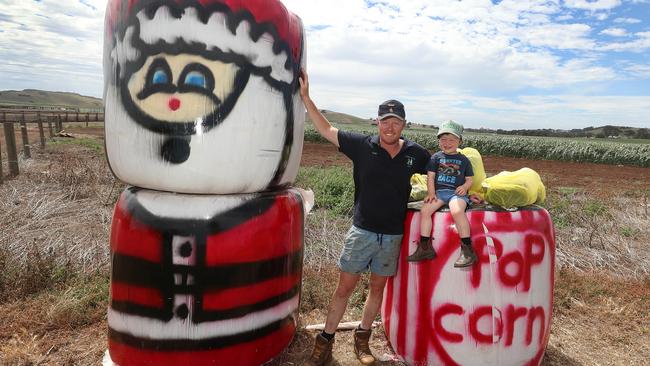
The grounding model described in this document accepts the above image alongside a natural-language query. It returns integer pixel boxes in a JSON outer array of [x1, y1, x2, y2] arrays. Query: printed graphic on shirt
[[436, 158, 464, 187]]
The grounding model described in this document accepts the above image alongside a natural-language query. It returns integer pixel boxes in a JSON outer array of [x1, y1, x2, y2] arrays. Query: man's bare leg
[[360, 273, 388, 329], [324, 270, 361, 333]]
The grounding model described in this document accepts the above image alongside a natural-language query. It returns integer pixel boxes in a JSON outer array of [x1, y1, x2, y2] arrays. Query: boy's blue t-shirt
[[426, 151, 474, 191]]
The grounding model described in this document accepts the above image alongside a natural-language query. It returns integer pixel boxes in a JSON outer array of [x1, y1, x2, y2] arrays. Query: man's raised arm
[[299, 70, 340, 147]]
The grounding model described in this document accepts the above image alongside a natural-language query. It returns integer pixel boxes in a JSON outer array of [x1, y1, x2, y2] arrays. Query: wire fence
[[0, 109, 104, 183]]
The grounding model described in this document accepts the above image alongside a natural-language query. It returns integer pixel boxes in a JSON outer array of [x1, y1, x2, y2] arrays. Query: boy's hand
[[424, 193, 437, 203], [455, 185, 468, 196]]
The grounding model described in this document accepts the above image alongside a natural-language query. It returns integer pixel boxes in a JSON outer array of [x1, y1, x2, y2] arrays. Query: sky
[[0, 0, 649, 130]]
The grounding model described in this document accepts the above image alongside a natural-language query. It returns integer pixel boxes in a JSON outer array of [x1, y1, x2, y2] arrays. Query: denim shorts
[[339, 226, 403, 276], [436, 189, 470, 205]]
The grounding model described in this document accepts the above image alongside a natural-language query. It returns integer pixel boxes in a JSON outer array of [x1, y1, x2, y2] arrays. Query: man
[[299, 70, 430, 366]]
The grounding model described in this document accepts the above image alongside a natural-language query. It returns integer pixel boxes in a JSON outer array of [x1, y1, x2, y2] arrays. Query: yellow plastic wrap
[[410, 148, 487, 202], [482, 167, 546, 209], [409, 173, 428, 201], [458, 147, 486, 197]]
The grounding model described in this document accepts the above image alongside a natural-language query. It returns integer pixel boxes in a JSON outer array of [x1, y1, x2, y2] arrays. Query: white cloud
[[597, 12, 610, 20], [0, 0, 647, 129], [600, 27, 628, 36], [0, 0, 106, 96], [556, 14, 575, 21], [613, 17, 641, 24], [513, 23, 595, 49], [563, 0, 622, 11], [624, 64, 650, 78], [599, 31, 650, 51]]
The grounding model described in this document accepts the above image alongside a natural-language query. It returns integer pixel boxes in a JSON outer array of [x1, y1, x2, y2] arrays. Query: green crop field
[[306, 125, 650, 167]]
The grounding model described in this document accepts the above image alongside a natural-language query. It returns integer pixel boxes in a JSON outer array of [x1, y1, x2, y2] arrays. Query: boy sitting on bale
[[408, 120, 478, 268]]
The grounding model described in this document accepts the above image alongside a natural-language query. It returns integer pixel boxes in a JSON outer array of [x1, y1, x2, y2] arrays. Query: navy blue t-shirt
[[426, 151, 474, 190], [338, 131, 430, 235]]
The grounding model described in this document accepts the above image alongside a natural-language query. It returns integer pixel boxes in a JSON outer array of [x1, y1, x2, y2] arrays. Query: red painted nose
[[168, 98, 181, 111]]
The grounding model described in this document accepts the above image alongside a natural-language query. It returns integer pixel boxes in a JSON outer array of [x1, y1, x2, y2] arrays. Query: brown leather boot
[[303, 334, 334, 366], [353, 327, 375, 365], [454, 243, 478, 268], [407, 238, 437, 262]]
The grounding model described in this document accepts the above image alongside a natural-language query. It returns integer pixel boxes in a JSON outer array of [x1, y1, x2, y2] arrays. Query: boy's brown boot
[[304, 333, 334, 366], [353, 327, 375, 365], [407, 238, 437, 262], [454, 243, 478, 268]]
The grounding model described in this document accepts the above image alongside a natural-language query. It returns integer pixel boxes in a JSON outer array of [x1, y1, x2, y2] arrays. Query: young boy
[[407, 120, 478, 268]]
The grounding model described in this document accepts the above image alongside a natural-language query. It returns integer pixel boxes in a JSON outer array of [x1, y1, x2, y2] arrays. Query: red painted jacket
[[108, 187, 304, 366]]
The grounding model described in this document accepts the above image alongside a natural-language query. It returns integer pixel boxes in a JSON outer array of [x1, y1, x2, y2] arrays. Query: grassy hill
[[0, 89, 103, 110], [305, 110, 441, 133], [305, 109, 373, 128]]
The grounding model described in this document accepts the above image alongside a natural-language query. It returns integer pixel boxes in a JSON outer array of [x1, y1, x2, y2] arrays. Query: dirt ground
[[1, 135, 649, 365], [300, 142, 650, 195]]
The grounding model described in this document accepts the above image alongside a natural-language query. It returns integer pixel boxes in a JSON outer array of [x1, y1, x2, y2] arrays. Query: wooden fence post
[[38, 119, 46, 148], [20, 112, 31, 159], [1, 111, 5, 123], [35, 112, 43, 146], [76, 112, 80, 122], [57, 115, 63, 132], [48, 116, 54, 138], [65, 112, 69, 122], [85, 113, 89, 126], [0, 132, 3, 184], [3, 122, 19, 176], [95, 112, 99, 121]]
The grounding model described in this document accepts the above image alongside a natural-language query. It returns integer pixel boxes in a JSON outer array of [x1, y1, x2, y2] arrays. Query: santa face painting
[[104, 1, 305, 194], [124, 53, 245, 135]]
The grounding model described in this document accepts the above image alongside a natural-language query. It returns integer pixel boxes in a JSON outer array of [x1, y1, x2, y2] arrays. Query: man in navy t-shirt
[[299, 70, 429, 366]]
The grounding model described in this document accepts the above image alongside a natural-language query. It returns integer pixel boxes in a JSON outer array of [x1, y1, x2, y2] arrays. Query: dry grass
[[546, 269, 650, 366], [548, 187, 650, 279], [303, 209, 351, 267], [1, 137, 649, 365], [0, 141, 120, 301]]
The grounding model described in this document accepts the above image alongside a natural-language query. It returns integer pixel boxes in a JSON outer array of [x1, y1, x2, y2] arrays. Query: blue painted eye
[[184, 71, 207, 88], [152, 69, 169, 84]]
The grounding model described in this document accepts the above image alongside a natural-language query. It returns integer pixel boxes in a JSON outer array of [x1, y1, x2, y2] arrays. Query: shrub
[[296, 166, 355, 216]]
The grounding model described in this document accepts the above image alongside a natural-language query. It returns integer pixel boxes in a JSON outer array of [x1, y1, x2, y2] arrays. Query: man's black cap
[[378, 100, 406, 121]]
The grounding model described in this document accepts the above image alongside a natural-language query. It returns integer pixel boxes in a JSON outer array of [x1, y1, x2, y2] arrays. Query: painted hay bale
[[382, 207, 555, 366], [106, 187, 304, 366], [103, 0, 306, 194]]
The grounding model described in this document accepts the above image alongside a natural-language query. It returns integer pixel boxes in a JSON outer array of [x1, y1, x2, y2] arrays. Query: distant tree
[[602, 125, 621, 137], [623, 129, 636, 137], [636, 128, 650, 139]]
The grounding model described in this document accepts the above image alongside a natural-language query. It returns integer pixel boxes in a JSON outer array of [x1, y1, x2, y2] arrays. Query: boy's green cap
[[437, 120, 464, 140]]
